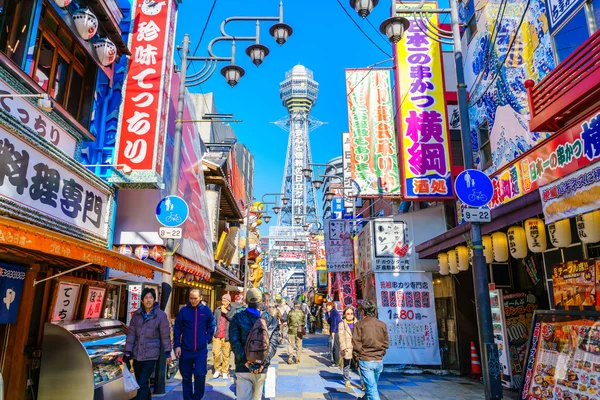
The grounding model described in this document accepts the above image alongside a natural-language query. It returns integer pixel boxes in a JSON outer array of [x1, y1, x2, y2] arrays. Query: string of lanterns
[[52, 0, 117, 66], [438, 210, 600, 276]]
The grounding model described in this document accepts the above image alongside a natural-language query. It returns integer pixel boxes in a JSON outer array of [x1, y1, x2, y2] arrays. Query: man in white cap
[[212, 293, 234, 379], [229, 288, 280, 400]]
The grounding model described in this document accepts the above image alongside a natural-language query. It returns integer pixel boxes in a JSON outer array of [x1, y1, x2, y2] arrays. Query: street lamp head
[[263, 214, 272, 224], [281, 197, 290, 205], [245, 44, 270, 67], [313, 179, 323, 190], [220, 64, 245, 87], [269, 23, 293, 46], [303, 223, 309, 232], [302, 167, 312, 178], [380, 16, 410, 44], [324, 191, 335, 202], [38, 94, 54, 112], [272, 206, 281, 214], [349, 0, 379, 18], [294, 216, 302, 224]]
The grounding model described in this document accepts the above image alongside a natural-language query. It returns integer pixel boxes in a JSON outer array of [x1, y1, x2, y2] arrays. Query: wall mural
[[461, 0, 555, 174]]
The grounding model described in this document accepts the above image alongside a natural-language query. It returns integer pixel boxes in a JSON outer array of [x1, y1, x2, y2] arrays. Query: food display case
[[39, 319, 135, 400]]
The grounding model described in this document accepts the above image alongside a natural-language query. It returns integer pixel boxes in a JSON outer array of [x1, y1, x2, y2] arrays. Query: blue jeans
[[358, 360, 383, 400], [132, 359, 156, 400], [180, 353, 207, 400]]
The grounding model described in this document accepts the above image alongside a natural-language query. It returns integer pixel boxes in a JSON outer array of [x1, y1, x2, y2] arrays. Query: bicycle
[[468, 190, 488, 203], [165, 212, 182, 224]]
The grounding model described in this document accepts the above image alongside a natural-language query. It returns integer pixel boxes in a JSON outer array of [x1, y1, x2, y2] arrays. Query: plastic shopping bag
[[264, 366, 277, 398], [122, 364, 140, 393]]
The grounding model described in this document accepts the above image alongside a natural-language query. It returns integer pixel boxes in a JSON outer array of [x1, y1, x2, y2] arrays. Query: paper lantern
[[491, 232, 509, 262], [447, 250, 459, 274], [94, 38, 116, 66], [525, 218, 547, 252], [117, 244, 132, 257], [548, 219, 572, 248], [135, 245, 149, 261], [482, 235, 494, 264], [53, 0, 72, 7], [438, 253, 449, 276], [455, 246, 470, 271], [73, 8, 98, 40], [507, 226, 528, 259], [150, 246, 164, 263], [577, 211, 600, 244]]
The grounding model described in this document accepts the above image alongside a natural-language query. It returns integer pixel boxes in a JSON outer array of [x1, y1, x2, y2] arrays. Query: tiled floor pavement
[[155, 334, 518, 399]]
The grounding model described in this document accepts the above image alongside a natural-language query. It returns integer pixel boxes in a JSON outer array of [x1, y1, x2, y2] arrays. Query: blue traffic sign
[[156, 196, 189, 227], [455, 169, 494, 207]]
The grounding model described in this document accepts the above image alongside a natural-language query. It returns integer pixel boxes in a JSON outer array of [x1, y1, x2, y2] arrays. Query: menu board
[[490, 289, 512, 388], [520, 311, 600, 399], [551, 259, 599, 308], [505, 293, 538, 390]]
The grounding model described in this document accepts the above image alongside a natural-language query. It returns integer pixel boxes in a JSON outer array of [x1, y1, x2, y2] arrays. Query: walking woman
[[338, 306, 357, 388], [124, 288, 172, 399]]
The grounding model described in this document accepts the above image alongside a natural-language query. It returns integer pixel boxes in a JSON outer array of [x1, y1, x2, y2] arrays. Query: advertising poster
[[375, 272, 441, 365], [324, 219, 354, 272], [520, 311, 600, 400], [336, 271, 356, 308], [552, 259, 599, 308], [372, 219, 411, 272], [504, 293, 538, 389]]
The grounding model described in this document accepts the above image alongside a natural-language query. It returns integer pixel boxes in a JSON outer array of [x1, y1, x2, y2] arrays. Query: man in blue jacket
[[174, 289, 216, 400]]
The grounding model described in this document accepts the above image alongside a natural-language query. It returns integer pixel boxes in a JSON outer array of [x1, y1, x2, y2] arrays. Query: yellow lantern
[[507, 226, 528, 259], [525, 218, 547, 252], [447, 250, 459, 274], [577, 210, 600, 244], [438, 253, 449, 275], [491, 232, 509, 262], [456, 246, 470, 271], [482, 235, 494, 264], [548, 219, 572, 248]]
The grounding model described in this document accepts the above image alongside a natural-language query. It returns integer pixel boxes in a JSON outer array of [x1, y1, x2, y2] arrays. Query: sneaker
[[288, 359, 294, 365], [222, 373, 229, 379], [213, 371, 220, 379], [295, 359, 300, 364], [345, 381, 352, 388]]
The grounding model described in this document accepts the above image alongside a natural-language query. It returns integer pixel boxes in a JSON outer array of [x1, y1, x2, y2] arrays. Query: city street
[[156, 334, 519, 400]]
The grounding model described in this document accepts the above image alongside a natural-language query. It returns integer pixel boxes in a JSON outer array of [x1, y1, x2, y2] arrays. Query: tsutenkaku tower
[[274, 65, 323, 227]]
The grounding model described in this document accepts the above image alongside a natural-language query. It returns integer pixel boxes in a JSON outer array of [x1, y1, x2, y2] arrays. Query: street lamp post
[[350, 1, 503, 398]]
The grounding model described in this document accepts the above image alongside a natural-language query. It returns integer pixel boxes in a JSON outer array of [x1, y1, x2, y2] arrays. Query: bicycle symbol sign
[[455, 169, 494, 208], [156, 195, 189, 227]]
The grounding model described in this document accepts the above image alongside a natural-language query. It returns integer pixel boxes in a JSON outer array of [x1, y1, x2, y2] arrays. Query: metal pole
[[450, 2, 502, 398], [243, 152, 251, 300], [155, 33, 190, 395]]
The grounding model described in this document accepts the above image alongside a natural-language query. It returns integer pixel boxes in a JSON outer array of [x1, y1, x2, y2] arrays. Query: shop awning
[[0, 216, 169, 279], [416, 190, 543, 259]]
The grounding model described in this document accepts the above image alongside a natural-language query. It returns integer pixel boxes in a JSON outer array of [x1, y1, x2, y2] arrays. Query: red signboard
[[115, 0, 176, 177]]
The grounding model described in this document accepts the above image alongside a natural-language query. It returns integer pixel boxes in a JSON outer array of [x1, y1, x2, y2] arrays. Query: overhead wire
[[335, 0, 392, 58]]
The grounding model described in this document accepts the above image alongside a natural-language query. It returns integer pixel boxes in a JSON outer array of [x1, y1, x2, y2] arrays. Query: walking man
[[174, 289, 216, 400], [276, 298, 291, 343], [352, 299, 389, 400], [325, 302, 342, 366], [229, 288, 280, 400], [213, 294, 234, 379], [287, 299, 306, 364]]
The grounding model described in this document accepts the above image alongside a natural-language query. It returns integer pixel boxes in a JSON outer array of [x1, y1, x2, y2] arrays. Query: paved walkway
[[155, 334, 518, 400]]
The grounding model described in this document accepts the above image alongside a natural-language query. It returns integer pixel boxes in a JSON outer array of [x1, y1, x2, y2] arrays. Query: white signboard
[[355, 225, 372, 278], [375, 272, 440, 365], [126, 283, 142, 325], [342, 131, 354, 210], [159, 226, 183, 239], [324, 219, 353, 272], [51, 281, 81, 322], [0, 78, 77, 156], [372, 219, 411, 272], [462, 207, 492, 223], [0, 128, 111, 238]]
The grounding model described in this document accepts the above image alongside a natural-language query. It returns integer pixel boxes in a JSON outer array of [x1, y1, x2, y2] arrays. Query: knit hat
[[246, 288, 262, 303], [222, 294, 232, 302]]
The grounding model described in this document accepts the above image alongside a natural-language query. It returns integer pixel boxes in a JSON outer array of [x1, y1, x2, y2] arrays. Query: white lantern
[[94, 38, 117, 66], [507, 226, 528, 259], [447, 250, 459, 274], [455, 246, 470, 271], [491, 232, 509, 262], [73, 8, 98, 41], [548, 219, 572, 248], [525, 218, 548, 252], [438, 253, 449, 276], [577, 211, 600, 244], [482, 235, 494, 264], [53, 0, 72, 7]]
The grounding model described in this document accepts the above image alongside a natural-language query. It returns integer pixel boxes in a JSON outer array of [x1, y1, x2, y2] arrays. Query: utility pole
[[243, 152, 252, 299]]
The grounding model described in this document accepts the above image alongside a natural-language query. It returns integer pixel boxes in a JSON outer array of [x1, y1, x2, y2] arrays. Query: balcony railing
[[525, 28, 600, 133]]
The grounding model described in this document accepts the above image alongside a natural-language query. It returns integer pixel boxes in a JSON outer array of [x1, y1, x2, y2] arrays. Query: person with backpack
[[174, 289, 216, 400], [276, 298, 291, 343], [229, 288, 280, 400], [287, 299, 306, 364]]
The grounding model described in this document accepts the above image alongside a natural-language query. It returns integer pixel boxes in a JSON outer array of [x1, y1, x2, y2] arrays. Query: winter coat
[[213, 305, 235, 341], [174, 303, 216, 355], [326, 308, 342, 333], [338, 319, 357, 360], [287, 307, 306, 335], [125, 303, 172, 362], [229, 308, 280, 373], [352, 316, 390, 362]]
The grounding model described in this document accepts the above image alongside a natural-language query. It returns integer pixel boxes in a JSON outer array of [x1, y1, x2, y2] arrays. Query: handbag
[[122, 364, 140, 393], [297, 325, 306, 338]]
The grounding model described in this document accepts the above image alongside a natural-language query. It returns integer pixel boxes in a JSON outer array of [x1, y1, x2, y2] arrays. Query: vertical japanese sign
[[126, 283, 142, 325], [115, 0, 176, 180], [375, 272, 440, 365], [395, 2, 453, 199], [345, 69, 401, 196], [503, 293, 537, 390], [50, 281, 81, 322], [83, 286, 106, 319], [341, 131, 355, 210], [0, 263, 26, 324], [323, 219, 354, 272]]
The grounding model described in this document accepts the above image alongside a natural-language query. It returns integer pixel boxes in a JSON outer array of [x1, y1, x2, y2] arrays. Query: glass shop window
[[0, 0, 36, 66], [30, 5, 96, 127], [478, 120, 492, 170]]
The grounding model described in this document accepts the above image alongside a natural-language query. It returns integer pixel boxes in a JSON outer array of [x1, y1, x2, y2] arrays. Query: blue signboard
[[455, 169, 494, 207], [156, 195, 189, 227], [332, 197, 345, 219], [545, 0, 586, 33], [0, 263, 26, 324]]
